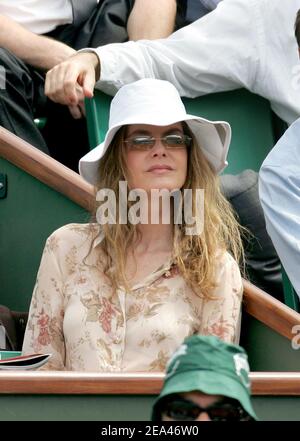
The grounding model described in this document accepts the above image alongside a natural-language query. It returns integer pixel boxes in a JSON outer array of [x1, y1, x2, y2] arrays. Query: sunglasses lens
[[129, 136, 155, 150], [125, 134, 192, 150], [209, 403, 245, 421], [163, 135, 187, 147], [159, 396, 249, 422], [163, 399, 200, 421]]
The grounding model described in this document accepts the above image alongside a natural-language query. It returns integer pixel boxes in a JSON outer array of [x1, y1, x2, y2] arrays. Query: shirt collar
[[90, 224, 175, 290], [93, 229, 105, 248]]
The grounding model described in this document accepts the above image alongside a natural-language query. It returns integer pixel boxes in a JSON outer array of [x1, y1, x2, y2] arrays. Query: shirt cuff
[[77, 45, 124, 96]]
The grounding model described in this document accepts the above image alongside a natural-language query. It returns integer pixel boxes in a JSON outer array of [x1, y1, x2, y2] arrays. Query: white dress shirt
[[91, 0, 300, 125], [259, 118, 300, 299], [0, 0, 73, 34]]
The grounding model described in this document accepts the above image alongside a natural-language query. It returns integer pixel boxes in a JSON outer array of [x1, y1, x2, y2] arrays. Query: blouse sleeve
[[22, 234, 66, 370], [199, 252, 243, 343]]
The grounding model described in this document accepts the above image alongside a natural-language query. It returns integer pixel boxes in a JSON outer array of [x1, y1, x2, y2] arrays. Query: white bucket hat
[[79, 79, 231, 185]]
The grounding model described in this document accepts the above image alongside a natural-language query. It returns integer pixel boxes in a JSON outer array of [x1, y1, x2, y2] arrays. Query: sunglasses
[[124, 134, 192, 151], [159, 395, 251, 421]]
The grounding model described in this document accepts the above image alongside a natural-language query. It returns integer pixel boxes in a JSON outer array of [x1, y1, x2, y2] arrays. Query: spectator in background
[[259, 120, 300, 300], [259, 9, 300, 300], [45, 0, 300, 125], [152, 335, 257, 421], [0, 0, 177, 170]]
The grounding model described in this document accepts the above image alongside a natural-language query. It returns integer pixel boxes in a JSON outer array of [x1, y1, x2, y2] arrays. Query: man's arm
[[45, 0, 258, 106], [127, 0, 177, 40], [0, 14, 75, 70], [259, 119, 300, 299], [45, 0, 177, 109]]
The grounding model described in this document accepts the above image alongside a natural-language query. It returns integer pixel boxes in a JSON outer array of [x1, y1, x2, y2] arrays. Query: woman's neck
[[134, 223, 173, 253], [127, 193, 175, 253]]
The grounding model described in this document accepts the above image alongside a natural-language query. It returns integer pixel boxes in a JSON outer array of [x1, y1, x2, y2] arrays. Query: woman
[[22, 79, 243, 371]]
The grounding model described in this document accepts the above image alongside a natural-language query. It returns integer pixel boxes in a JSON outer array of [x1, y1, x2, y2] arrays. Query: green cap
[[152, 335, 257, 420]]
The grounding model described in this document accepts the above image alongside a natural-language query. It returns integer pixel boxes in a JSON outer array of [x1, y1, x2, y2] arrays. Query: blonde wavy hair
[[92, 123, 244, 298]]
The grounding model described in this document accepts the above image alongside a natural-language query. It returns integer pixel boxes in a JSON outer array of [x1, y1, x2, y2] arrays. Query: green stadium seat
[[34, 117, 47, 130], [282, 268, 300, 312]]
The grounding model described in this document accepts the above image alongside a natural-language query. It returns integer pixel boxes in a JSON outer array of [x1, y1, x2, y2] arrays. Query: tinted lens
[[160, 397, 249, 422], [125, 134, 192, 150], [209, 403, 245, 421], [163, 399, 200, 421], [128, 136, 155, 150], [163, 134, 189, 147]]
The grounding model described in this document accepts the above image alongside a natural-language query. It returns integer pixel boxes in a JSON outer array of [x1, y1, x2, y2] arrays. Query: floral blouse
[[22, 223, 243, 371]]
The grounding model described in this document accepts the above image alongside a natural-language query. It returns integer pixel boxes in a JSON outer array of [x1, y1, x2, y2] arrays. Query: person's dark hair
[[295, 9, 300, 48]]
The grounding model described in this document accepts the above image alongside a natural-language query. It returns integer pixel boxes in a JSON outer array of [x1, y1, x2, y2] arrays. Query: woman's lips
[[147, 165, 173, 173]]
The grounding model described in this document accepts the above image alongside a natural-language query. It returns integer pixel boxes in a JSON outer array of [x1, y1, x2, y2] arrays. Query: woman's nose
[[195, 412, 211, 421], [151, 139, 167, 156]]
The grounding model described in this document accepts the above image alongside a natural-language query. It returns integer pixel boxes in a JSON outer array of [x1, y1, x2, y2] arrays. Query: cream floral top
[[22, 223, 243, 371]]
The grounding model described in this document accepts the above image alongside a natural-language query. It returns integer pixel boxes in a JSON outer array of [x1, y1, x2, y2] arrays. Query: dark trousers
[[0, 48, 49, 154], [221, 170, 284, 302], [0, 0, 135, 171]]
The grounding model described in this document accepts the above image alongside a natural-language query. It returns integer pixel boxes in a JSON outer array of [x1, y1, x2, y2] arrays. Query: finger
[[62, 66, 83, 105], [44, 69, 51, 96], [78, 100, 86, 117], [45, 67, 60, 98], [46, 65, 70, 104], [74, 83, 85, 101], [68, 105, 83, 119], [45, 65, 72, 104], [82, 69, 96, 98]]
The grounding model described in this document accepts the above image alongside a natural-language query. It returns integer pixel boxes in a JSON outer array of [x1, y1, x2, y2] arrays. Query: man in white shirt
[[0, 0, 177, 170], [259, 10, 300, 300], [45, 0, 300, 127]]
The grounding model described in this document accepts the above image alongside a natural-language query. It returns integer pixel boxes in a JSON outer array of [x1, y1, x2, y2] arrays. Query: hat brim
[[151, 370, 258, 421], [79, 114, 231, 185]]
